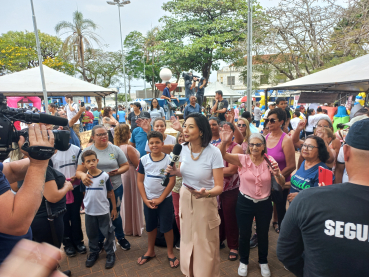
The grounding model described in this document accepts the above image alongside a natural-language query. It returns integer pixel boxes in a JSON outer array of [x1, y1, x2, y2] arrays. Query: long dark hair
[[151, 98, 160, 111], [306, 108, 314, 123], [184, 113, 211, 147]]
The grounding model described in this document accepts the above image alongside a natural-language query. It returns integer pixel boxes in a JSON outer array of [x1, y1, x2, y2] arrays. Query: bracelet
[[206, 190, 211, 198]]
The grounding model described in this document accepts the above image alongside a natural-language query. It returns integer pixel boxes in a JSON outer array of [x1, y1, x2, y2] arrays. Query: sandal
[[137, 255, 156, 265], [228, 251, 239, 261], [272, 222, 280, 233], [168, 256, 179, 268]]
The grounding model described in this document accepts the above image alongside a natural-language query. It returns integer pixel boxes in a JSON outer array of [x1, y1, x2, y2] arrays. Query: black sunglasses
[[237, 124, 247, 127], [265, 118, 277, 124]]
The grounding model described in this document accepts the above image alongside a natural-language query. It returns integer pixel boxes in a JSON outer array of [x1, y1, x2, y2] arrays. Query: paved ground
[[59, 218, 294, 277]]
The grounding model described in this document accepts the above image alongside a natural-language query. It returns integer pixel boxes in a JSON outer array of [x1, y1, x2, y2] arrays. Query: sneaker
[[105, 253, 116, 269], [64, 246, 76, 257], [117, 238, 131, 251], [98, 242, 104, 254], [76, 243, 87, 254], [86, 253, 99, 268], [260, 263, 271, 277], [238, 262, 248, 276], [175, 240, 180, 250], [250, 233, 258, 249]]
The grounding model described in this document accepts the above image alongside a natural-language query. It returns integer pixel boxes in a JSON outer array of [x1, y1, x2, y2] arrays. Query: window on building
[[227, 76, 235, 85], [260, 75, 269, 85]]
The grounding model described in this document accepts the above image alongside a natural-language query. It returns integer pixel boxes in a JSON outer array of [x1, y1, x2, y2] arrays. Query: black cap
[[345, 118, 369, 151], [141, 112, 151, 119]]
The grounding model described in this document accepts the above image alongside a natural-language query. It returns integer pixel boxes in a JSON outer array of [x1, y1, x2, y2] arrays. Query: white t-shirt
[[81, 171, 113, 216], [337, 146, 348, 183], [254, 107, 262, 121], [290, 117, 301, 130], [145, 134, 176, 152], [65, 102, 80, 124], [51, 144, 81, 185], [180, 144, 224, 191], [305, 115, 316, 132], [137, 154, 172, 199]]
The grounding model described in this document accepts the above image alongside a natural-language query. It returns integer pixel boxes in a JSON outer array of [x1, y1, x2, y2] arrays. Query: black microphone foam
[[39, 113, 69, 126], [172, 144, 182, 156]]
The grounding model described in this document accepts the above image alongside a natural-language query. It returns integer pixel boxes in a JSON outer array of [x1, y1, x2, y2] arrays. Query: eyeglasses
[[264, 118, 277, 124], [301, 144, 317, 150], [95, 132, 108, 137], [237, 124, 247, 127], [316, 124, 330, 129], [249, 143, 263, 148]]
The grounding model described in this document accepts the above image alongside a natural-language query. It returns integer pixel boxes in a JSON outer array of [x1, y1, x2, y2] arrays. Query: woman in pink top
[[219, 128, 285, 277], [264, 108, 296, 233]]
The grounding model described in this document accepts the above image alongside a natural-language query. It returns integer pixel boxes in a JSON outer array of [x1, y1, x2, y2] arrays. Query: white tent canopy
[[268, 54, 369, 93], [204, 82, 242, 97], [0, 66, 116, 97]]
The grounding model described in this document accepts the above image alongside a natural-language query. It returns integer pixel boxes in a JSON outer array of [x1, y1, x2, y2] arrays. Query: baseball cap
[[345, 118, 369, 150], [141, 112, 151, 119], [343, 114, 369, 127]]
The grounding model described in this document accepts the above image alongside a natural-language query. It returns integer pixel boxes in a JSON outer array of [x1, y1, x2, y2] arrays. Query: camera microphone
[[39, 113, 68, 126], [161, 144, 182, 187]]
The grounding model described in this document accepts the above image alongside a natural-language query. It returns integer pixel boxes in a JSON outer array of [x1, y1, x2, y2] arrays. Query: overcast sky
[[0, 0, 347, 93]]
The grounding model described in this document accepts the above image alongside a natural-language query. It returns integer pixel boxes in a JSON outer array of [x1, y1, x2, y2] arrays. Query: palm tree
[[55, 11, 102, 81], [143, 27, 160, 96]]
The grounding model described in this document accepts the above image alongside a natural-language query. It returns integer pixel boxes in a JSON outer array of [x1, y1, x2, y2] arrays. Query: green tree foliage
[[83, 49, 123, 88], [117, 93, 132, 103], [158, 0, 264, 80], [55, 11, 102, 81], [0, 30, 73, 75]]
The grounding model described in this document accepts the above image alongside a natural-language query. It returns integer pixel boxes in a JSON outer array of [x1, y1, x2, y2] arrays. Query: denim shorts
[[144, 195, 173, 233]]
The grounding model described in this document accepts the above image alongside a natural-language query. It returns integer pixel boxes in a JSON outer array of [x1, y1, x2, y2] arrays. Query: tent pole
[[115, 89, 118, 110], [104, 96, 106, 107], [246, 0, 253, 112], [264, 89, 268, 113], [30, 0, 49, 114]]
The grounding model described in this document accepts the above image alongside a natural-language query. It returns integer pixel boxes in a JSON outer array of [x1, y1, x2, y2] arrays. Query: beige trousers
[[179, 186, 221, 277]]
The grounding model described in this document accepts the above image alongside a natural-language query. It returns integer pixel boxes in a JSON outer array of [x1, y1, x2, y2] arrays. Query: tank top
[[266, 132, 291, 182]]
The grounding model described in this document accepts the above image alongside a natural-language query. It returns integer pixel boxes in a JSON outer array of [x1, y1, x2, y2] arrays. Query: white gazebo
[[0, 66, 116, 98]]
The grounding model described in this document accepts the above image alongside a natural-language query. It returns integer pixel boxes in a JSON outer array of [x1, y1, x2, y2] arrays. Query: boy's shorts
[[144, 195, 173, 233]]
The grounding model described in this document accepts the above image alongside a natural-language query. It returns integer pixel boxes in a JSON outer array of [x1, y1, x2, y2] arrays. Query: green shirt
[[92, 110, 100, 120]]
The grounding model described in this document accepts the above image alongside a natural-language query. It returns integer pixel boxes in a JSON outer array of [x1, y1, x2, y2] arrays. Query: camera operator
[[184, 73, 196, 104], [0, 124, 54, 264], [197, 78, 207, 107]]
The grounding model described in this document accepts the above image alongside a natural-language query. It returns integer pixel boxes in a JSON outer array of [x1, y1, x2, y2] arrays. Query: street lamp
[[30, 0, 49, 113], [107, 0, 131, 111]]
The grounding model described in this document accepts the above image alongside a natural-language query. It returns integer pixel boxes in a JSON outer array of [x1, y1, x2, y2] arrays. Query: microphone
[[39, 113, 69, 126], [161, 144, 182, 187]]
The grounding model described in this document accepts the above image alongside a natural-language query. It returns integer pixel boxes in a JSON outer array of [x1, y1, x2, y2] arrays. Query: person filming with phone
[[219, 126, 284, 277], [76, 125, 130, 254]]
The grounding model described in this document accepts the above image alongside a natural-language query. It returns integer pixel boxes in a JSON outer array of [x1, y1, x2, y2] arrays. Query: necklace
[[190, 143, 205, 161]]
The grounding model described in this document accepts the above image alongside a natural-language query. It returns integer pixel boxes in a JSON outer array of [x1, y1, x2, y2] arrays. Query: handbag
[[168, 100, 177, 111], [270, 174, 284, 204]]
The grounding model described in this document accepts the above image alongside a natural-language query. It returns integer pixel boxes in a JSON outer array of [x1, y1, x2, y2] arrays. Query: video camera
[[182, 72, 201, 82], [0, 93, 70, 161]]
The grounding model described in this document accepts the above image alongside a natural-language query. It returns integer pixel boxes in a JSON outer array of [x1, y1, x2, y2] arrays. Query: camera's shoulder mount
[[21, 142, 55, 160]]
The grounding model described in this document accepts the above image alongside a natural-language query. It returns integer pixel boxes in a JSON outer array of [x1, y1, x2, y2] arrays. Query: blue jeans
[[254, 120, 260, 127], [99, 184, 125, 242], [163, 104, 174, 120], [86, 123, 93, 131], [93, 120, 99, 127]]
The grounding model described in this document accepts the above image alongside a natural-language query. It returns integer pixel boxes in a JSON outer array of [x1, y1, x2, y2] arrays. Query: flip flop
[[137, 255, 156, 265], [228, 251, 239, 261], [168, 256, 179, 268]]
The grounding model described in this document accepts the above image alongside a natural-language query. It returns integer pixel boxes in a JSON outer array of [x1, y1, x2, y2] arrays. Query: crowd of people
[[0, 91, 369, 277]]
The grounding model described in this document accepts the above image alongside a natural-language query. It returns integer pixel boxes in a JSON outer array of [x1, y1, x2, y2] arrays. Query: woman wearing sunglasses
[[234, 117, 252, 153], [264, 108, 296, 234], [287, 136, 331, 203], [219, 126, 285, 277]]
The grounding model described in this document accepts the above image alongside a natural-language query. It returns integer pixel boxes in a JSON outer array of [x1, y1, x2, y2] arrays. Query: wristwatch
[[206, 191, 211, 198]]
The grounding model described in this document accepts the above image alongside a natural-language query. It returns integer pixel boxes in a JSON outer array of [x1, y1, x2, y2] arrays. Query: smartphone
[[183, 183, 195, 190], [263, 153, 274, 168], [81, 102, 85, 107], [319, 166, 333, 186]]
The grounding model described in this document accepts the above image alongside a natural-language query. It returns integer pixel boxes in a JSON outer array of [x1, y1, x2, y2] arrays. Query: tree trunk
[[95, 96, 102, 110], [79, 36, 87, 81]]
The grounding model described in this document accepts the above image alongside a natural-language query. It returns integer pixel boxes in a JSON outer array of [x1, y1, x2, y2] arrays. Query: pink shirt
[[234, 108, 239, 119], [238, 154, 272, 199]]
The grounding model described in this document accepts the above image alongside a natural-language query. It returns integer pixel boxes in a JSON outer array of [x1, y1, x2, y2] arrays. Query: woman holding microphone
[[219, 125, 285, 277], [166, 113, 224, 277]]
